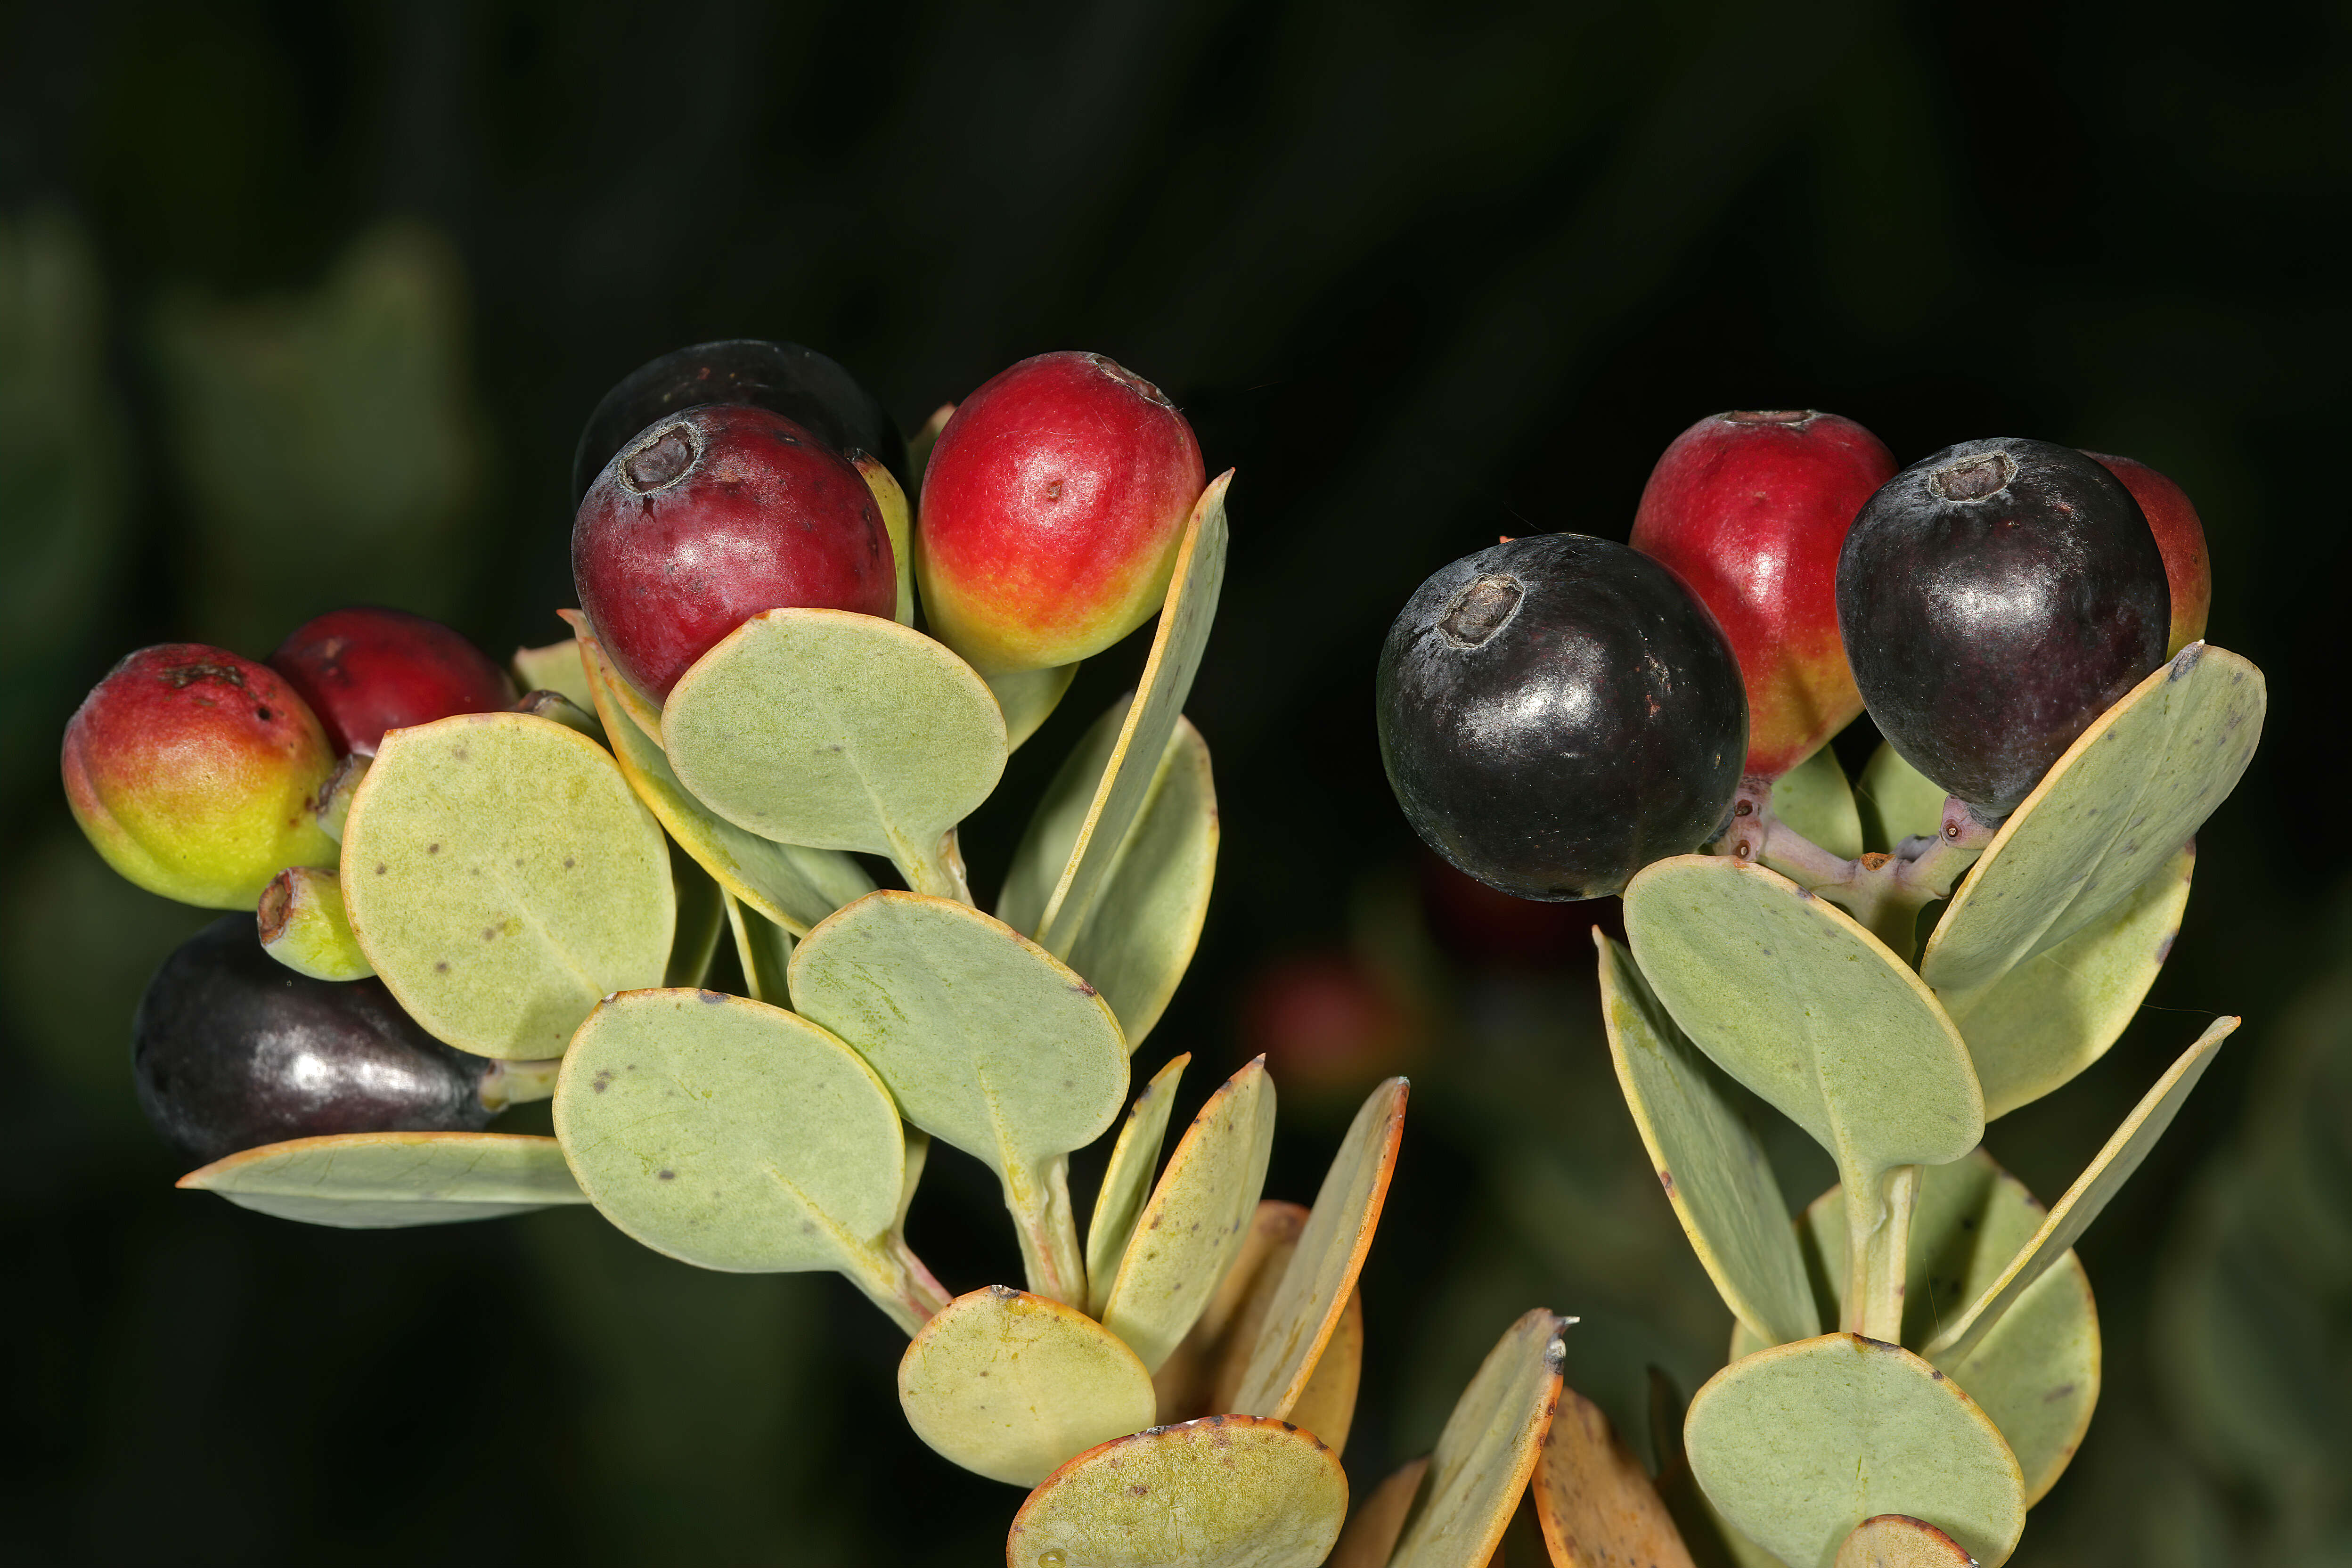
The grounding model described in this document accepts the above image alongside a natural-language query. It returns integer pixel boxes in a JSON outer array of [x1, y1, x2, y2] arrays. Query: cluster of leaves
[[1594, 645, 2265, 1565]]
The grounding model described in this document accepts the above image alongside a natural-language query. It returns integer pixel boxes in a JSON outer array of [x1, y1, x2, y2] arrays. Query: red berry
[[916, 351, 1206, 673], [1630, 410, 1896, 780], [2082, 452, 2211, 655], [270, 606, 518, 757], [572, 404, 897, 699], [63, 645, 340, 908]]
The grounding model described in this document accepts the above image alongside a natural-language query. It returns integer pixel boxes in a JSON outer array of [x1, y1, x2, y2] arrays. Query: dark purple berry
[[1377, 534, 1748, 901], [134, 914, 498, 1163], [1836, 437, 2170, 817], [572, 339, 905, 501]]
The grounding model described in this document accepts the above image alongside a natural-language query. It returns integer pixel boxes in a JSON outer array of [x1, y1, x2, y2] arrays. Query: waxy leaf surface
[[1533, 1385, 1697, 1568], [662, 608, 1005, 897], [986, 662, 1080, 752], [1102, 1058, 1276, 1372], [1599, 933, 1815, 1346], [1001, 699, 1218, 1046], [1004, 1414, 1345, 1568], [1228, 1077, 1407, 1419], [1283, 1286, 1363, 1455], [1927, 1016, 2236, 1364], [1163, 1200, 1306, 1421], [554, 989, 932, 1329], [511, 637, 597, 715], [1736, 1152, 2099, 1506], [1625, 857, 1983, 1184], [343, 712, 673, 1059], [178, 1131, 587, 1227], [1922, 643, 2263, 994], [1837, 1516, 1978, 1568], [1686, 1334, 2025, 1568], [556, 609, 662, 742], [1387, 1308, 1568, 1568], [1086, 1054, 1190, 1316], [581, 627, 872, 933], [1773, 743, 1863, 860], [898, 1285, 1157, 1487], [1035, 472, 1229, 956]]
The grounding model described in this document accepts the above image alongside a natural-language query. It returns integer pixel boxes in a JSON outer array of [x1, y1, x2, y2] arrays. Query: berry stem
[[1713, 784, 1993, 964]]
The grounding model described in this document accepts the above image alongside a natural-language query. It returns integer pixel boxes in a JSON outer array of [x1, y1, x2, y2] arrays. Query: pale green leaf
[[1926, 1016, 2237, 1364], [177, 1130, 588, 1228], [1921, 644, 2263, 995], [1624, 856, 1982, 1186], [1036, 473, 1229, 956], [1005, 1414, 1348, 1568], [787, 890, 1128, 1305], [897, 1284, 1157, 1487], [986, 662, 1079, 752], [553, 988, 940, 1332], [722, 891, 795, 1005], [1086, 1053, 1191, 1316], [1387, 1308, 1568, 1568], [581, 626, 874, 934], [342, 712, 674, 1059], [1687, 1334, 2025, 1568], [1773, 743, 1863, 860], [511, 637, 597, 714], [662, 608, 1005, 898], [1229, 1078, 1407, 1419], [1942, 846, 2193, 1119], [1599, 932, 1815, 1346], [1102, 1058, 1276, 1372]]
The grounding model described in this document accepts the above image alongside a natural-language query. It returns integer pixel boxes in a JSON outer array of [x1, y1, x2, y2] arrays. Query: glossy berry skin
[[573, 403, 897, 699], [64, 645, 340, 909], [572, 339, 907, 500], [135, 914, 497, 1163], [1630, 410, 1895, 779], [2083, 451, 2212, 655], [1377, 534, 1748, 901], [1837, 437, 2170, 817], [270, 606, 518, 757], [916, 351, 1206, 674]]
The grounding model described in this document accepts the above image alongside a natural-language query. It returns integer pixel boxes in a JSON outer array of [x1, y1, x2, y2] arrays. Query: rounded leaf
[[1686, 1334, 2025, 1568], [899, 1285, 1159, 1487], [1004, 1414, 1345, 1568], [342, 712, 674, 1059], [1838, 1515, 1978, 1567]]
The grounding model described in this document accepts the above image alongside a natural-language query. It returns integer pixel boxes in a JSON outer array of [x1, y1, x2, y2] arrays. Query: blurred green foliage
[[1, 1, 2345, 1563]]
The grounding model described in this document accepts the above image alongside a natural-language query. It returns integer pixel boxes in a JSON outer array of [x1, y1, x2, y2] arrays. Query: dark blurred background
[[4, 2, 2348, 1564]]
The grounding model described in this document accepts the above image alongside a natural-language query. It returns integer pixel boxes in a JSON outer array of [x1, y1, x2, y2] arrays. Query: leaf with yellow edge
[[1686, 1334, 2025, 1568], [1921, 643, 2262, 996], [342, 712, 674, 1060], [1284, 1286, 1362, 1455], [1102, 1057, 1276, 1372], [178, 1131, 587, 1228], [1086, 1054, 1191, 1316], [1388, 1308, 1569, 1568], [849, 451, 915, 626], [1004, 1414, 1346, 1568], [1229, 1078, 1407, 1419], [1161, 1200, 1307, 1421], [721, 892, 794, 1004], [1534, 1385, 1697, 1568], [511, 637, 596, 715], [553, 988, 946, 1333], [555, 610, 661, 742], [788, 890, 1129, 1308], [580, 626, 874, 934], [1837, 1516, 1978, 1568], [898, 1285, 1158, 1487], [1001, 697, 1218, 1046], [1598, 933, 1814, 1348], [1329, 1455, 1430, 1568], [1926, 1016, 2237, 1364], [1035, 472, 1229, 957], [662, 608, 1006, 899], [1940, 846, 2193, 1120]]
